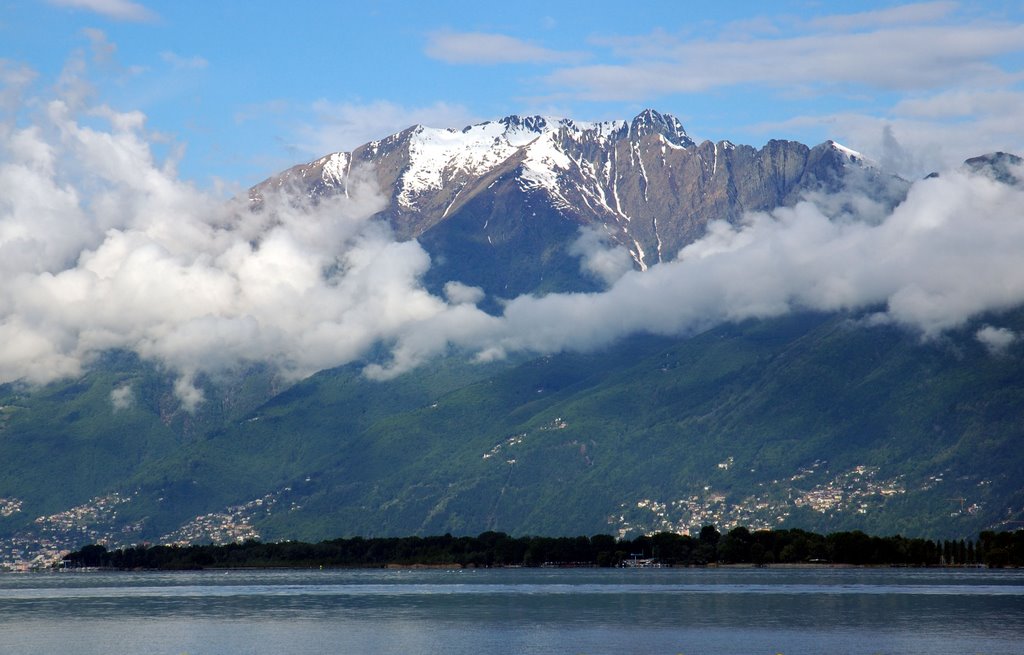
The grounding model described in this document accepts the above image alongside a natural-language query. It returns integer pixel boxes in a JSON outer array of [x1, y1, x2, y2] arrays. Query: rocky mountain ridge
[[254, 110, 906, 295]]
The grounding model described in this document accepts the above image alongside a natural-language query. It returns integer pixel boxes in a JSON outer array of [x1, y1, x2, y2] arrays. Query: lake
[[1, 567, 1022, 654]]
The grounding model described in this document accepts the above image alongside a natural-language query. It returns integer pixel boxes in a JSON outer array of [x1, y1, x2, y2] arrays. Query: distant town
[[0, 456, 989, 571], [611, 460, 941, 539]]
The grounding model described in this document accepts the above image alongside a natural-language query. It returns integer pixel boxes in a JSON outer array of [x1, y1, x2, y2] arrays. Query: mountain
[[1, 111, 1021, 567], [3, 309, 1022, 562], [963, 151, 1024, 184], [253, 109, 907, 298]]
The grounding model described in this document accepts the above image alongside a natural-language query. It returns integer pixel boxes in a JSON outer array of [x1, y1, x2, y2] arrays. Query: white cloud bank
[[2, 67, 1023, 407], [368, 158, 1024, 377], [0, 91, 461, 404]]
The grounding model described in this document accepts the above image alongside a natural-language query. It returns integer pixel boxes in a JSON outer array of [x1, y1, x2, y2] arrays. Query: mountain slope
[[241, 310, 1024, 541], [4, 308, 1021, 556]]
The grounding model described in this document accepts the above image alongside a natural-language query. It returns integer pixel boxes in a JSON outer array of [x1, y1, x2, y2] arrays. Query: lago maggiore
[[1, 567, 1023, 655]]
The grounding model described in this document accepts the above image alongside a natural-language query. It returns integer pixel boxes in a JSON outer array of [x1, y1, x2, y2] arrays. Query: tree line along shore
[[61, 526, 1024, 570]]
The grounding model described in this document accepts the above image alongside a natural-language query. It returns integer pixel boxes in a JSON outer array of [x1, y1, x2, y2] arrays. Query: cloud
[[0, 61, 37, 118], [47, 0, 157, 22], [568, 226, 634, 286], [548, 21, 1024, 100], [976, 325, 1018, 355], [752, 102, 1024, 178], [160, 51, 209, 71], [368, 161, 1024, 377], [807, 1, 958, 31], [892, 89, 1024, 121], [444, 282, 485, 306], [234, 99, 291, 125], [110, 383, 133, 411], [296, 99, 479, 158], [173, 377, 204, 413], [425, 30, 586, 65], [82, 28, 118, 65], [0, 82, 467, 408]]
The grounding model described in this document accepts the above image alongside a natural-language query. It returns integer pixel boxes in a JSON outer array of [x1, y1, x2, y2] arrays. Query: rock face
[[254, 109, 906, 298], [962, 152, 1024, 185]]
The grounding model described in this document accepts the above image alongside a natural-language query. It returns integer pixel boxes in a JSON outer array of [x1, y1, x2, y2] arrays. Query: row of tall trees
[[62, 527, 1024, 570]]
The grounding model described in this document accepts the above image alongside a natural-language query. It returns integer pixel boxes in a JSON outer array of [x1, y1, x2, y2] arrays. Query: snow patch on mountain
[[321, 152, 350, 191], [571, 119, 629, 143], [828, 140, 868, 165], [524, 132, 573, 185], [520, 132, 572, 198], [397, 123, 521, 207], [391, 112, 688, 209]]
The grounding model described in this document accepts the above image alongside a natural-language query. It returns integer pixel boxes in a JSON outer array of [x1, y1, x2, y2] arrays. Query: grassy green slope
[[2, 310, 1021, 543], [112, 355, 522, 538], [0, 357, 177, 516], [240, 311, 1024, 540]]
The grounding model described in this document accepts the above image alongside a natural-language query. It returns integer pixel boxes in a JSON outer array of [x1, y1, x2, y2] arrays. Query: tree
[[699, 524, 720, 546], [718, 527, 753, 563], [70, 543, 108, 568]]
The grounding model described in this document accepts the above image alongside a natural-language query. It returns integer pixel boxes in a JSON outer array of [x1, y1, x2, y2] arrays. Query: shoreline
[[18, 561, 1007, 573]]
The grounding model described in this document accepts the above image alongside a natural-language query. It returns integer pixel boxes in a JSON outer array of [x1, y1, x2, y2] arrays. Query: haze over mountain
[[1, 103, 1024, 566]]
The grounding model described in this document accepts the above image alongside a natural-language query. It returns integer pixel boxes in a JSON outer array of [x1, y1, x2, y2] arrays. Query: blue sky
[[4, 0, 1024, 187]]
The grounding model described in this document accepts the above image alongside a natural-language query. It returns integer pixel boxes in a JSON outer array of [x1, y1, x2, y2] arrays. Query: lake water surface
[[1, 567, 1022, 654]]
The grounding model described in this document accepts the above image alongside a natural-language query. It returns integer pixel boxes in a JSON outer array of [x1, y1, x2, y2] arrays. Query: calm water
[[1, 567, 1022, 654]]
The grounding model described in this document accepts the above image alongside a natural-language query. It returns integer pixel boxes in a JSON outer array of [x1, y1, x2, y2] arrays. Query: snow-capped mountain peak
[[254, 110, 906, 288], [391, 110, 696, 209], [397, 122, 524, 206], [629, 108, 693, 147]]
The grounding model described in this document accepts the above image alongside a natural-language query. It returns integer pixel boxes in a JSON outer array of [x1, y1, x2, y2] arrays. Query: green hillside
[[234, 309, 1021, 541], [2, 308, 1022, 554]]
